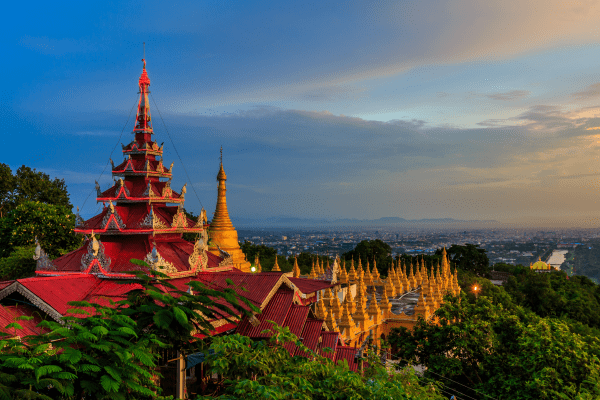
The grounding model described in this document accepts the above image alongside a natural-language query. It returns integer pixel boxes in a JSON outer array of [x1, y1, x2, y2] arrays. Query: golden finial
[[338, 259, 348, 284], [315, 298, 328, 320], [272, 255, 281, 272], [292, 255, 300, 278], [331, 289, 342, 317], [367, 286, 381, 321], [325, 307, 338, 331], [91, 230, 99, 257]]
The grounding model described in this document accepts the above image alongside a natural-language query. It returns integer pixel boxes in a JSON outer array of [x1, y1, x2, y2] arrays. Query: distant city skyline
[[4, 1, 600, 226]]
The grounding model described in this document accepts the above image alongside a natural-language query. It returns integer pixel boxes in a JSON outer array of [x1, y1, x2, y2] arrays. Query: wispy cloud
[[486, 90, 530, 101], [572, 83, 600, 100]]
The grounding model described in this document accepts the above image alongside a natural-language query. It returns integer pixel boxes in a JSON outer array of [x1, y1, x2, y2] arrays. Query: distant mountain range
[[230, 216, 500, 228]]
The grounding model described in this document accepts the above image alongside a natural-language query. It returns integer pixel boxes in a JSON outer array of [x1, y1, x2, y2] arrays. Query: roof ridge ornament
[[75, 206, 85, 228], [81, 231, 111, 273], [101, 201, 126, 230], [145, 242, 176, 274], [195, 208, 207, 228], [188, 230, 209, 271], [33, 237, 56, 271], [217, 245, 233, 268]]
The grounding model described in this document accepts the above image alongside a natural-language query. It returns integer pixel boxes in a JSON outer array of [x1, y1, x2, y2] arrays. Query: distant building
[[529, 258, 558, 273]]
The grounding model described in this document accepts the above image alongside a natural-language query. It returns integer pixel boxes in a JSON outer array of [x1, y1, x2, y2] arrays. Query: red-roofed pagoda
[[0, 60, 337, 341], [0, 60, 460, 397]]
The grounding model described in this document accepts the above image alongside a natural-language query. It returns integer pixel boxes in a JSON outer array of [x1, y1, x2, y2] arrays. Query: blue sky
[[4, 0, 600, 226]]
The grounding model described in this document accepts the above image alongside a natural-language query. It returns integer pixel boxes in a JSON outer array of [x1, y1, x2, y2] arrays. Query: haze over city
[[4, 1, 600, 227]]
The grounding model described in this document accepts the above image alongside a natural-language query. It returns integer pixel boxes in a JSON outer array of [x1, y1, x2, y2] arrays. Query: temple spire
[[211, 152, 233, 229], [134, 58, 153, 138], [207, 149, 252, 272]]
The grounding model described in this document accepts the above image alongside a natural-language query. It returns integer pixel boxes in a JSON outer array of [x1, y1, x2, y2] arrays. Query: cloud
[[572, 83, 600, 100], [15, 99, 600, 224], [102, 0, 600, 110], [486, 90, 530, 101]]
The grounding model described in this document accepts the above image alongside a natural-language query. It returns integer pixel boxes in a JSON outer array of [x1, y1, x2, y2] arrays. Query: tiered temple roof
[[34, 59, 217, 279]]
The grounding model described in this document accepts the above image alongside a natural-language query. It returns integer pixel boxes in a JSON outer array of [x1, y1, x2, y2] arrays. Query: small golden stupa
[[208, 150, 252, 272]]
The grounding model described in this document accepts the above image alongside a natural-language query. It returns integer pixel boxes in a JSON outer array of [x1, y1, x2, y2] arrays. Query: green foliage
[[121, 265, 260, 354], [342, 239, 393, 276], [0, 164, 72, 218], [389, 293, 600, 400], [436, 244, 489, 275], [0, 164, 14, 219], [0, 245, 37, 280], [0, 201, 80, 259], [491, 262, 530, 276], [503, 270, 600, 329], [0, 301, 163, 399], [240, 241, 277, 262], [197, 322, 445, 400], [456, 269, 518, 310], [0, 262, 259, 399]]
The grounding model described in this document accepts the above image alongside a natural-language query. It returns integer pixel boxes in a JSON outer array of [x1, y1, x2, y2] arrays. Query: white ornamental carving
[[188, 230, 209, 271], [33, 237, 56, 271], [145, 244, 177, 274], [80, 231, 111, 273]]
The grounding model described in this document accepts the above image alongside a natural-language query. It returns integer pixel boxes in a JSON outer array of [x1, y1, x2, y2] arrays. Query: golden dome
[[530, 257, 550, 270]]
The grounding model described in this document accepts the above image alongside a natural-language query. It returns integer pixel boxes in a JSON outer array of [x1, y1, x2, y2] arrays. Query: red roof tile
[[282, 304, 309, 355], [318, 331, 340, 360], [294, 318, 324, 358], [0, 305, 45, 337], [334, 346, 361, 372], [288, 277, 333, 294], [18, 275, 100, 315], [235, 287, 294, 338], [196, 272, 283, 307]]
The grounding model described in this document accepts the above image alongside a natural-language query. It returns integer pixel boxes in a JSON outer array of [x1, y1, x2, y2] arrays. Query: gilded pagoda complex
[[297, 248, 461, 346]]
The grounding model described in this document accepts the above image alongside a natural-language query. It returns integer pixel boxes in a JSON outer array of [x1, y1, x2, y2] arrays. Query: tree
[[0, 164, 14, 218], [121, 266, 259, 356], [0, 265, 259, 399], [0, 298, 164, 399], [389, 293, 600, 399], [182, 209, 199, 242], [198, 322, 446, 400], [0, 165, 72, 217], [0, 201, 80, 259], [503, 270, 600, 329], [240, 241, 277, 263], [436, 244, 489, 275], [0, 245, 37, 281], [240, 243, 333, 273], [343, 240, 393, 276]]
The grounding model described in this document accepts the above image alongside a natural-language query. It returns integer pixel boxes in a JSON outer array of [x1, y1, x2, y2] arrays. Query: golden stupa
[[208, 153, 252, 272]]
